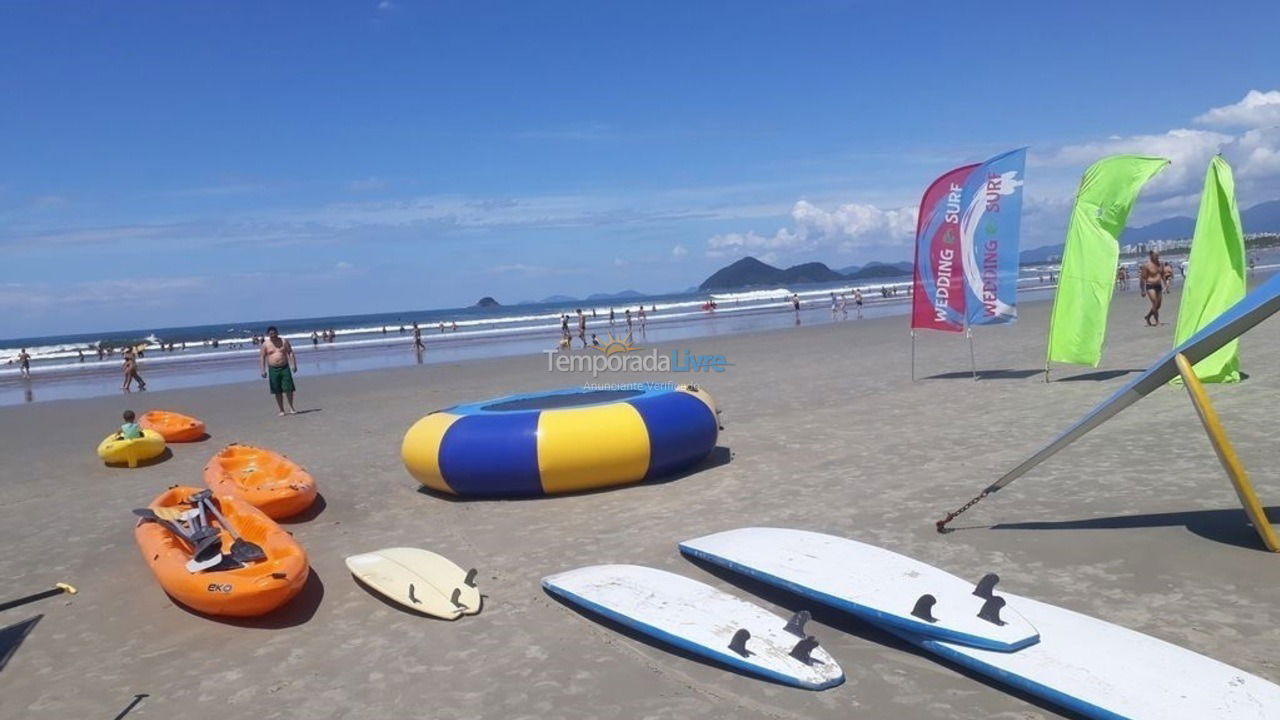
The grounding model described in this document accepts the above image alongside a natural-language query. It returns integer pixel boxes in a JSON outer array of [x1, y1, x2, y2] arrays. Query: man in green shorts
[[259, 325, 299, 416]]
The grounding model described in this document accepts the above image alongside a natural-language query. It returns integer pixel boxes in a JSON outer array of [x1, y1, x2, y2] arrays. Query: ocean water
[[7, 252, 1274, 406]]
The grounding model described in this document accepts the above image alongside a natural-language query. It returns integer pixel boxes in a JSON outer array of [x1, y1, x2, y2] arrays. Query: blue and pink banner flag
[[910, 148, 1026, 332], [960, 148, 1026, 326], [910, 164, 977, 333]]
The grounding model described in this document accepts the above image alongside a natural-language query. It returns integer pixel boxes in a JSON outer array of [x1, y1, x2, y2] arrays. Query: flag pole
[[965, 322, 977, 380], [910, 330, 917, 381]]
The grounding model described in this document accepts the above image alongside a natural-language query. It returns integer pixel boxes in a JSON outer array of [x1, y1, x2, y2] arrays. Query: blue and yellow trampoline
[[402, 384, 720, 497]]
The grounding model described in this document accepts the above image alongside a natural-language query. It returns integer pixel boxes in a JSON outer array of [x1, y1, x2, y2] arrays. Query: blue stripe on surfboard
[[890, 627, 1126, 720], [541, 580, 843, 690], [678, 543, 1040, 652]]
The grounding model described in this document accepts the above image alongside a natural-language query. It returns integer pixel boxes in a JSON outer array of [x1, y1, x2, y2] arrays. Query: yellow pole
[[1175, 353, 1280, 552]]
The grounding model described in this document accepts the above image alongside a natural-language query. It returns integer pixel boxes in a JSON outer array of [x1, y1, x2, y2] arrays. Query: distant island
[[474, 297, 501, 308], [698, 256, 912, 292]]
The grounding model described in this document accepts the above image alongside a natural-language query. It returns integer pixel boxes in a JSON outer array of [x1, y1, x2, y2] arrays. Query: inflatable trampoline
[[402, 384, 720, 497]]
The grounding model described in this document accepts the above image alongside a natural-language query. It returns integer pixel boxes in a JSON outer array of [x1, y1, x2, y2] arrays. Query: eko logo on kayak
[[544, 333, 732, 377]]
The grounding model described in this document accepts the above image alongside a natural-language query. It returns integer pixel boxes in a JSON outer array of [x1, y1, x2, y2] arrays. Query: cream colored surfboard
[[345, 547, 481, 620]]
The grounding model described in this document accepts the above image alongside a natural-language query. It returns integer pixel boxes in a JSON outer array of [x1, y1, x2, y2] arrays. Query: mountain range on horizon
[[1019, 198, 1280, 263]]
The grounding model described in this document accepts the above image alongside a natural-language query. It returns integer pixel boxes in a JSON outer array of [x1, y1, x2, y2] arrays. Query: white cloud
[[489, 263, 582, 277], [1195, 90, 1280, 128], [706, 200, 916, 262], [703, 89, 1280, 262], [671, 244, 688, 259], [334, 260, 355, 271], [346, 177, 387, 193], [1044, 128, 1232, 197]]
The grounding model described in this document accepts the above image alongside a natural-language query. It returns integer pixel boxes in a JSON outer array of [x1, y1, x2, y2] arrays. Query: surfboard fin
[[911, 594, 938, 623], [450, 587, 465, 609], [973, 573, 999, 599], [728, 628, 752, 657], [789, 636, 820, 665], [464, 568, 478, 588], [408, 583, 421, 605], [784, 609, 811, 637], [977, 595, 1006, 626]]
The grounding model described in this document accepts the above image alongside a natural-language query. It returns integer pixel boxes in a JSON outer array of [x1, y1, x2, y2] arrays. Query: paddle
[[193, 492, 266, 563], [0, 583, 77, 612], [133, 508, 222, 564]]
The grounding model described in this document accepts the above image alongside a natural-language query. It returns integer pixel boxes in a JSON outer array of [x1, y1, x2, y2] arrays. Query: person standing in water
[[259, 326, 298, 416], [1140, 250, 1164, 326], [121, 347, 146, 391], [17, 348, 31, 378], [412, 322, 425, 352]]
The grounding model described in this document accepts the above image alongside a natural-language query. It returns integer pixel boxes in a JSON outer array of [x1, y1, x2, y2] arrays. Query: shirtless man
[[1140, 250, 1164, 326], [17, 348, 30, 379], [259, 326, 298, 416]]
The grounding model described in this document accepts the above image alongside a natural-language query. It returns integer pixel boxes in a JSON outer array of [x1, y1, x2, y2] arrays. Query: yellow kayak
[[97, 429, 166, 467]]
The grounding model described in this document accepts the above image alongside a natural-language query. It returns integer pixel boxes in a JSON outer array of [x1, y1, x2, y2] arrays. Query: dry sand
[[1, 287, 1278, 719]]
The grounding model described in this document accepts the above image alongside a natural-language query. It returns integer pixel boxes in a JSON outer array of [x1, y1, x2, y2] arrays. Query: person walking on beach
[[413, 322, 425, 352], [853, 289, 863, 318], [609, 308, 615, 327], [576, 309, 587, 348], [625, 308, 633, 334], [121, 347, 146, 391], [259, 326, 298, 416], [1140, 250, 1164, 326], [17, 348, 31, 378], [638, 306, 647, 331]]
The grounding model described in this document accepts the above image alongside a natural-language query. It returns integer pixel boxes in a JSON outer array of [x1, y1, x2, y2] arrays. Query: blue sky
[[3, 0, 1280, 338]]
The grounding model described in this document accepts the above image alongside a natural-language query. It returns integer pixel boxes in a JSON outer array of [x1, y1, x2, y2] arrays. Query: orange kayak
[[204, 444, 318, 520], [140, 410, 207, 443], [134, 486, 309, 617]]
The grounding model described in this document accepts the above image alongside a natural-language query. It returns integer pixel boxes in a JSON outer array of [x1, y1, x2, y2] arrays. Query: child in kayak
[[118, 410, 143, 439]]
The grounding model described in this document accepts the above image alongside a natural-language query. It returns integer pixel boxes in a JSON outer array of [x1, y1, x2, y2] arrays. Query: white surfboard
[[679, 528, 1038, 651], [542, 564, 843, 690], [903, 593, 1280, 720], [345, 547, 481, 620]]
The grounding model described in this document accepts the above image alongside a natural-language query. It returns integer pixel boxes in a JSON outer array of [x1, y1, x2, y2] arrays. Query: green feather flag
[[1047, 155, 1170, 368], [1175, 156, 1247, 383]]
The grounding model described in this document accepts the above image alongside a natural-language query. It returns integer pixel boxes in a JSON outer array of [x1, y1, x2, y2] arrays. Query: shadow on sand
[[278, 493, 326, 524], [0, 614, 42, 673], [107, 447, 173, 469], [924, 369, 1042, 381], [415, 445, 733, 503], [111, 694, 150, 720], [990, 506, 1280, 552], [1052, 368, 1144, 382], [677, 556, 1089, 718], [176, 569, 325, 628]]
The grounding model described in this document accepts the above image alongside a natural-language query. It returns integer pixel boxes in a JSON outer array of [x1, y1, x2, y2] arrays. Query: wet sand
[[1, 284, 1278, 719]]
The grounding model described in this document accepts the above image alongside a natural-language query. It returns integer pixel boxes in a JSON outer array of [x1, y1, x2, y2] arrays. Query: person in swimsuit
[[412, 322, 425, 352], [259, 326, 298, 416], [121, 347, 146, 391], [1162, 262, 1174, 293], [1140, 250, 1164, 326], [17, 348, 30, 379], [853, 289, 863, 318]]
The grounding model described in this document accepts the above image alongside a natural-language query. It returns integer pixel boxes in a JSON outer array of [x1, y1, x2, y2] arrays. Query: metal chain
[[935, 490, 989, 533]]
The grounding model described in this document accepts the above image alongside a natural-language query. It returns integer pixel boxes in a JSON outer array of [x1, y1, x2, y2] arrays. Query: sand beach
[[1, 287, 1278, 720]]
